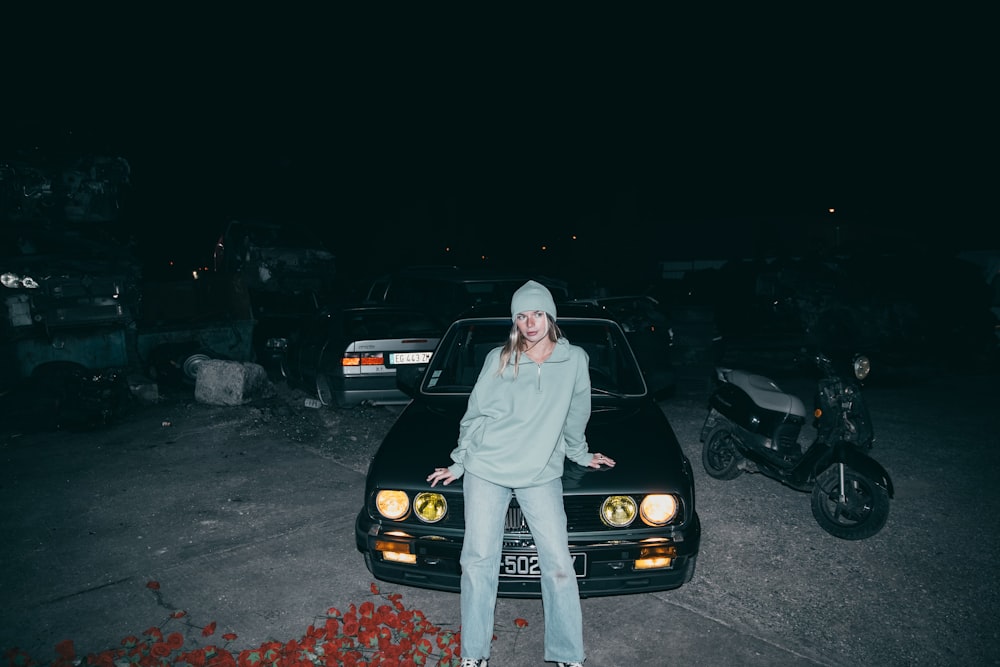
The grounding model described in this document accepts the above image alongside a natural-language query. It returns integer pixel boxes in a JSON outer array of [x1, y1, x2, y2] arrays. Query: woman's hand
[[427, 467, 457, 487], [588, 453, 616, 469]]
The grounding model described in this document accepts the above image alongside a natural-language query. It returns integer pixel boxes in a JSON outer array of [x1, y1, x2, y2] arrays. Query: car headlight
[[375, 490, 409, 520], [600, 495, 637, 527], [2, 272, 39, 289], [853, 355, 871, 380], [413, 492, 447, 523], [640, 494, 678, 526]]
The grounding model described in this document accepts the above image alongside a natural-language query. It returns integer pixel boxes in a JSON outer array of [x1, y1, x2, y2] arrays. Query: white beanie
[[510, 280, 557, 321]]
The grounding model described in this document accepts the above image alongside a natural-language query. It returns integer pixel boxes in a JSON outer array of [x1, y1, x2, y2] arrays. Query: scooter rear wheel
[[702, 425, 744, 480], [811, 465, 890, 540]]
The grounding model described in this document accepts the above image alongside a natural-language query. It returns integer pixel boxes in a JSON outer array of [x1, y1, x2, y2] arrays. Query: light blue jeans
[[460, 472, 585, 663]]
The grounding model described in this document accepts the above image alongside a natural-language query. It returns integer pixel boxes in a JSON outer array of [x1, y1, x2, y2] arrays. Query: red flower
[[143, 627, 163, 641], [222, 633, 238, 642], [165, 632, 185, 649], [89, 651, 116, 667], [54, 640, 75, 660], [146, 581, 160, 591], [514, 617, 529, 629], [370, 582, 380, 595], [150, 643, 172, 658], [202, 621, 217, 637], [170, 610, 187, 619], [183, 650, 207, 667], [323, 617, 340, 639], [205, 647, 236, 667]]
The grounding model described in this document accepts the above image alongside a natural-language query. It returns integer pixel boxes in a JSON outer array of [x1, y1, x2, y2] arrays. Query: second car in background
[[286, 305, 444, 408]]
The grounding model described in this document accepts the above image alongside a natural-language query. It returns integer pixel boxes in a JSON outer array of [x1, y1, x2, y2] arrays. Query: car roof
[[327, 303, 444, 321]]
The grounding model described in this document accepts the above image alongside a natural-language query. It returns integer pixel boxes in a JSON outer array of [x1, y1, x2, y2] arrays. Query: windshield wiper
[[591, 385, 627, 398]]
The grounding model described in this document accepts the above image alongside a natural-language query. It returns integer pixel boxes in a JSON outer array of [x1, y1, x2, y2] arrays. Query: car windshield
[[422, 319, 646, 396], [343, 310, 442, 340]]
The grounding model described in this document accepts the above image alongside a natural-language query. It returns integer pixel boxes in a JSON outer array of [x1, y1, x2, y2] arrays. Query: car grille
[[505, 503, 529, 532], [432, 495, 684, 534]]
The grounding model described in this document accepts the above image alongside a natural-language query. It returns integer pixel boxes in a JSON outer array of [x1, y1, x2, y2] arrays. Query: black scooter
[[700, 352, 893, 540]]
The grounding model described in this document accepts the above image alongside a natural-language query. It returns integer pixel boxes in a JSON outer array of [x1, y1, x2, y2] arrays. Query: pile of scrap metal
[[211, 218, 337, 379], [0, 153, 254, 431]]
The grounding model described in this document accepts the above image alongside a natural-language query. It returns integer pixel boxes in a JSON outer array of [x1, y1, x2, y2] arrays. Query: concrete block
[[193, 360, 273, 406]]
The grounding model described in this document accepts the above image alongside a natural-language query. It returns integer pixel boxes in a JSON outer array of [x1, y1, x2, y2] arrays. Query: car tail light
[[342, 353, 386, 367]]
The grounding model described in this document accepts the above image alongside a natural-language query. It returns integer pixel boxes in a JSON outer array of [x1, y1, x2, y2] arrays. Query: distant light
[[571, 234, 578, 240], [192, 270, 200, 280], [445, 246, 451, 252], [828, 208, 836, 214], [541, 245, 548, 251]]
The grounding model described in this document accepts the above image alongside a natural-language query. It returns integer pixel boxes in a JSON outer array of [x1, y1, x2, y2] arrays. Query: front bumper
[[355, 511, 701, 598]]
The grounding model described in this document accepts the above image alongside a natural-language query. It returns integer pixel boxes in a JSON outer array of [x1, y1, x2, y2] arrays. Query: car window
[[344, 310, 442, 340], [374, 274, 571, 324], [423, 320, 645, 395]]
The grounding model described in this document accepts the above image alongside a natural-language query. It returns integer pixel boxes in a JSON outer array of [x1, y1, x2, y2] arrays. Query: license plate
[[389, 352, 432, 365], [500, 552, 587, 578]]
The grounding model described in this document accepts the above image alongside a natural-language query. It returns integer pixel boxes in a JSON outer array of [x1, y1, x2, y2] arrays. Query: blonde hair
[[497, 314, 563, 377]]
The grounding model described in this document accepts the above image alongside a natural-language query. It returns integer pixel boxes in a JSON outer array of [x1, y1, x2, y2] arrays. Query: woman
[[427, 280, 615, 667]]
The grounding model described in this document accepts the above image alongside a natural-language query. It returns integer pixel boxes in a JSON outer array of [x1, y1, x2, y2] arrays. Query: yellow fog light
[[635, 543, 676, 570], [635, 556, 673, 570], [414, 492, 447, 523], [376, 490, 410, 520], [600, 495, 637, 527], [640, 494, 678, 526], [381, 551, 417, 564]]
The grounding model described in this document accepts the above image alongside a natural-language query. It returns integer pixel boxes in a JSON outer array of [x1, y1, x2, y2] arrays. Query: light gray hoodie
[[446, 337, 594, 488]]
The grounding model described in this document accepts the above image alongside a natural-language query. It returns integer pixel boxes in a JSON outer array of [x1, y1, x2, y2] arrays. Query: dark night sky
[[3, 8, 996, 281]]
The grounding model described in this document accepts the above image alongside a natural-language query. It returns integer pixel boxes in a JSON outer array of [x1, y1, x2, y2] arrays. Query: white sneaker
[[460, 659, 488, 667], [558, 662, 584, 667]]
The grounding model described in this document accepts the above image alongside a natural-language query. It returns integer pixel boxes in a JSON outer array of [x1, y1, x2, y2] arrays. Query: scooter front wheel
[[811, 464, 890, 540], [702, 425, 744, 480]]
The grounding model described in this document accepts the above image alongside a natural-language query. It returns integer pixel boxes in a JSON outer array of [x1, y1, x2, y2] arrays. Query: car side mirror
[[396, 364, 428, 399]]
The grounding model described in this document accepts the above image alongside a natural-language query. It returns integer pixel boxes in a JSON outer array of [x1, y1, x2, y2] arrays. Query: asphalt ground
[[3, 361, 999, 666], [0, 383, 824, 667]]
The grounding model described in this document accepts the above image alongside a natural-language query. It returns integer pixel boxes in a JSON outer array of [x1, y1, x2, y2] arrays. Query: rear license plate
[[500, 552, 587, 578], [389, 352, 432, 364]]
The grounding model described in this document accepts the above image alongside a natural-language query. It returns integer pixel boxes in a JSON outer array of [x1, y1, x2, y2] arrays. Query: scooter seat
[[724, 369, 808, 418]]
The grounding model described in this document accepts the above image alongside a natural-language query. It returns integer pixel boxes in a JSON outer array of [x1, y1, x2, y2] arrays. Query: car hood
[[366, 397, 693, 497]]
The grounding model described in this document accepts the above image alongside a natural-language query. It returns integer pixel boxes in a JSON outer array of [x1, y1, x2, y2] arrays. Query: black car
[[572, 294, 676, 391], [354, 305, 700, 597], [364, 266, 571, 325]]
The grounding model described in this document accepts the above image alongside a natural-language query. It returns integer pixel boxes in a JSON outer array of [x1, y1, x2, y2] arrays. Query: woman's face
[[515, 310, 549, 343]]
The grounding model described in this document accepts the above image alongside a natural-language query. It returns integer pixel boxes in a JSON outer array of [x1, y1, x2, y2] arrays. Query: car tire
[[316, 372, 334, 407]]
